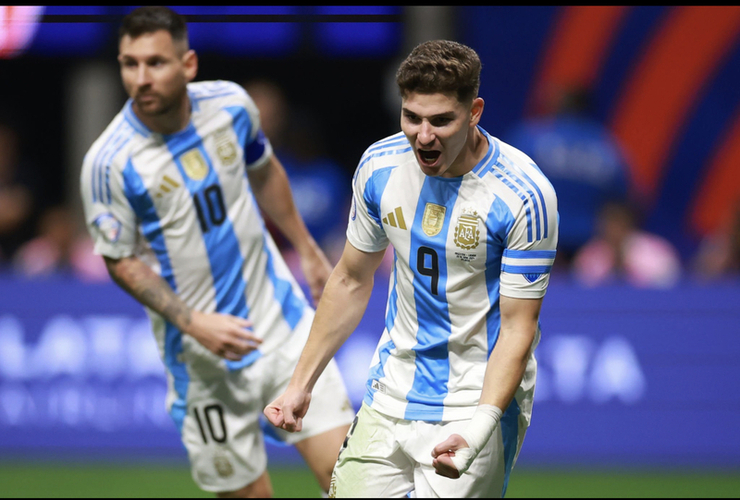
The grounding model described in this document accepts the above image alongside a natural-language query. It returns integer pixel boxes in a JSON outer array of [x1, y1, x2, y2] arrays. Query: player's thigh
[[181, 371, 268, 493], [330, 404, 415, 498], [216, 471, 273, 498], [267, 357, 354, 490], [292, 424, 350, 493]]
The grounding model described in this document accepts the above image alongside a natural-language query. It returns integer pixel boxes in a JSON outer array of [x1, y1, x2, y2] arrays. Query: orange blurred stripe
[[689, 109, 740, 237], [609, 6, 740, 202], [1, 6, 21, 58], [528, 6, 629, 114]]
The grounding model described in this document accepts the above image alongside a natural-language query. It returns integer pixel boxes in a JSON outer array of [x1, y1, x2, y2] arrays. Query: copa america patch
[[93, 213, 122, 243]]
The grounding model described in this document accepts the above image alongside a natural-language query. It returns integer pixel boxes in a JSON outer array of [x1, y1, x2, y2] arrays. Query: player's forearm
[[479, 326, 534, 410], [249, 155, 317, 256], [290, 265, 374, 392], [478, 296, 541, 410], [104, 255, 193, 332]]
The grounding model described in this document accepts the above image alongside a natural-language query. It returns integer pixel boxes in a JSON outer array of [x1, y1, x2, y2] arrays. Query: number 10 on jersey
[[193, 185, 226, 233]]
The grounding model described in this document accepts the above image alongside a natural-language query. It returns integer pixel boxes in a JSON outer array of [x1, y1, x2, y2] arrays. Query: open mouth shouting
[[417, 148, 442, 168]]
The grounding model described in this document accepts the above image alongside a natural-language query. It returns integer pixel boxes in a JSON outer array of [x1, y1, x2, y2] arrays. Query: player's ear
[[470, 97, 484, 127], [183, 49, 198, 82]]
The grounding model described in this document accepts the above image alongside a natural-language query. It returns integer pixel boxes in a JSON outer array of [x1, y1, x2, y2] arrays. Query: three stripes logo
[[155, 175, 181, 198], [383, 207, 407, 230]]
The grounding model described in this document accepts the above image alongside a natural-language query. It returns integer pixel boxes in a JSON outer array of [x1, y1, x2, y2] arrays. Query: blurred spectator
[[12, 204, 108, 281], [0, 119, 37, 266], [692, 202, 740, 280], [572, 200, 682, 288], [505, 86, 632, 270], [243, 78, 351, 265]]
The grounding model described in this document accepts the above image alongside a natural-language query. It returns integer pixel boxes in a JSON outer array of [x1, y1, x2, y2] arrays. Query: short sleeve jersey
[[80, 80, 310, 381], [347, 127, 559, 422]]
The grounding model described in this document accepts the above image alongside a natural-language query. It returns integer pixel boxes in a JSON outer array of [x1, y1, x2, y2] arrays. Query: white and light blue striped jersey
[[347, 126, 558, 423], [80, 80, 311, 427]]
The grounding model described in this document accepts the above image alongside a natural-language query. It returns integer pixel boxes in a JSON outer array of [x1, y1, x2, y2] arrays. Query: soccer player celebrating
[[265, 40, 559, 498], [80, 6, 354, 498]]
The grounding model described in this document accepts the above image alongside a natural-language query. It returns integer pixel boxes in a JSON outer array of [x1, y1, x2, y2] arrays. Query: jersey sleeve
[[231, 82, 273, 171], [345, 157, 390, 253], [499, 174, 559, 299], [79, 151, 139, 260]]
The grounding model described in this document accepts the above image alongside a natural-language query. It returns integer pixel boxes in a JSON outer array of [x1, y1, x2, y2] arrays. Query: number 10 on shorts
[[193, 404, 228, 444]]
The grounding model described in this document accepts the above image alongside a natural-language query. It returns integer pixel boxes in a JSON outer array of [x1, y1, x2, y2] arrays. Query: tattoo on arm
[[106, 256, 192, 330]]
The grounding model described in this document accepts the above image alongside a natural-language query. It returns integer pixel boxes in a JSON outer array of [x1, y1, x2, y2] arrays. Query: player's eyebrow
[[119, 53, 168, 63], [401, 108, 456, 119]]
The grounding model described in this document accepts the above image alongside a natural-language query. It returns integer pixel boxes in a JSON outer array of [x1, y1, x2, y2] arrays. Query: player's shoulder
[[355, 132, 413, 177], [188, 79, 246, 98], [478, 132, 558, 214], [494, 135, 555, 191], [361, 131, 411, 158], [188, 80, 252, 110], [81, 110, 136, 175]]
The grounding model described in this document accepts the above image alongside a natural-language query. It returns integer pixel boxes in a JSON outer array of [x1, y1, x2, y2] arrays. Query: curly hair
[[396, 40, 481, 103]]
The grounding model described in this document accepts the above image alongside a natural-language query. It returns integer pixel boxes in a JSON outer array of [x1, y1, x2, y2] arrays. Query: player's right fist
[[264, 387, 312, 433]]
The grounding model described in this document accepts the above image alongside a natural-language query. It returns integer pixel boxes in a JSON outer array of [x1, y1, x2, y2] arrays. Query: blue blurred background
[[1, 5, 739, 476]]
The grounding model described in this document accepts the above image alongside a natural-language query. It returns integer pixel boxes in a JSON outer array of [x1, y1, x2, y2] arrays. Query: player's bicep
[[244, 128, 273, 171], [500, 247, 557, 298], [345, 168, 389, 253], [499, 294, 542, 331], [237, 87, 273, 171], [80, 160, 138, 259], [336, 240, 386, 285], [500, 191, 558, 299]]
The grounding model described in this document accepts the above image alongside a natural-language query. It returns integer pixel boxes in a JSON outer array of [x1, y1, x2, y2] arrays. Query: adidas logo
[[371, 379, 387, 393], [382, 207, 407, 229], [155, 175, 181, 198]]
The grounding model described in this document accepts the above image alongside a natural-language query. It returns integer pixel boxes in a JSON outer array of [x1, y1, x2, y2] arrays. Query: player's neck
[[447, 126, 488, 177], [133, 92, 192, 136]]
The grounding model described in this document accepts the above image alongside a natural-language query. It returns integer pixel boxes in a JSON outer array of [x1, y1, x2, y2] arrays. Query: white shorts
[[177, 316, 356, 493], [329, 402, 528, 498]]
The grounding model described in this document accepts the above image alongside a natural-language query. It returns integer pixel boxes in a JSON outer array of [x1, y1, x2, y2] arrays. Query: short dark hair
[[119, 6, 188, 44], [396, 40, 481, 104]]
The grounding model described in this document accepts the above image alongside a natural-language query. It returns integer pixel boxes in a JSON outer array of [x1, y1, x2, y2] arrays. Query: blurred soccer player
[[79, 6, 353, 497], [505, 86, 630, 269], [265, 40, 559, 497]]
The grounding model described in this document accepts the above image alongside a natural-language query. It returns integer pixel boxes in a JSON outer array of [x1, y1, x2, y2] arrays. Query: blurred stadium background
[[1, 5, 739, 498]]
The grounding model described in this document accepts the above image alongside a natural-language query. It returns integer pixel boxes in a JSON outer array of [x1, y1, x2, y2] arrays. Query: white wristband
[[450, 404, 503, 475]]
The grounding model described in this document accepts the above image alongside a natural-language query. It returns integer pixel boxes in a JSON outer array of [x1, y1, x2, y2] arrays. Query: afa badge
[[213, 451, 235, 478], [214, 129, 237, 166], [93, 213, 122, 243], [454, 209, 480, 250], [422, 203, 446, 237], [216, 139, 237, 166], [181, 148, 209, 181]]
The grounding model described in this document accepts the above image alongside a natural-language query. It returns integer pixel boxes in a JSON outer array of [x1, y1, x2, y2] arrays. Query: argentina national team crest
[[216, 140, 236, 166], [213, 450, 234, 478], [422, 203, 446, 237], [454, 208, 480, 250], [215, 129, 237, 166], [180, 148, 209, 180]]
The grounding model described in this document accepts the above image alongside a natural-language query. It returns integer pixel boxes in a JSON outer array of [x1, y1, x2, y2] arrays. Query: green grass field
[[1, 463, 739, 498]]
